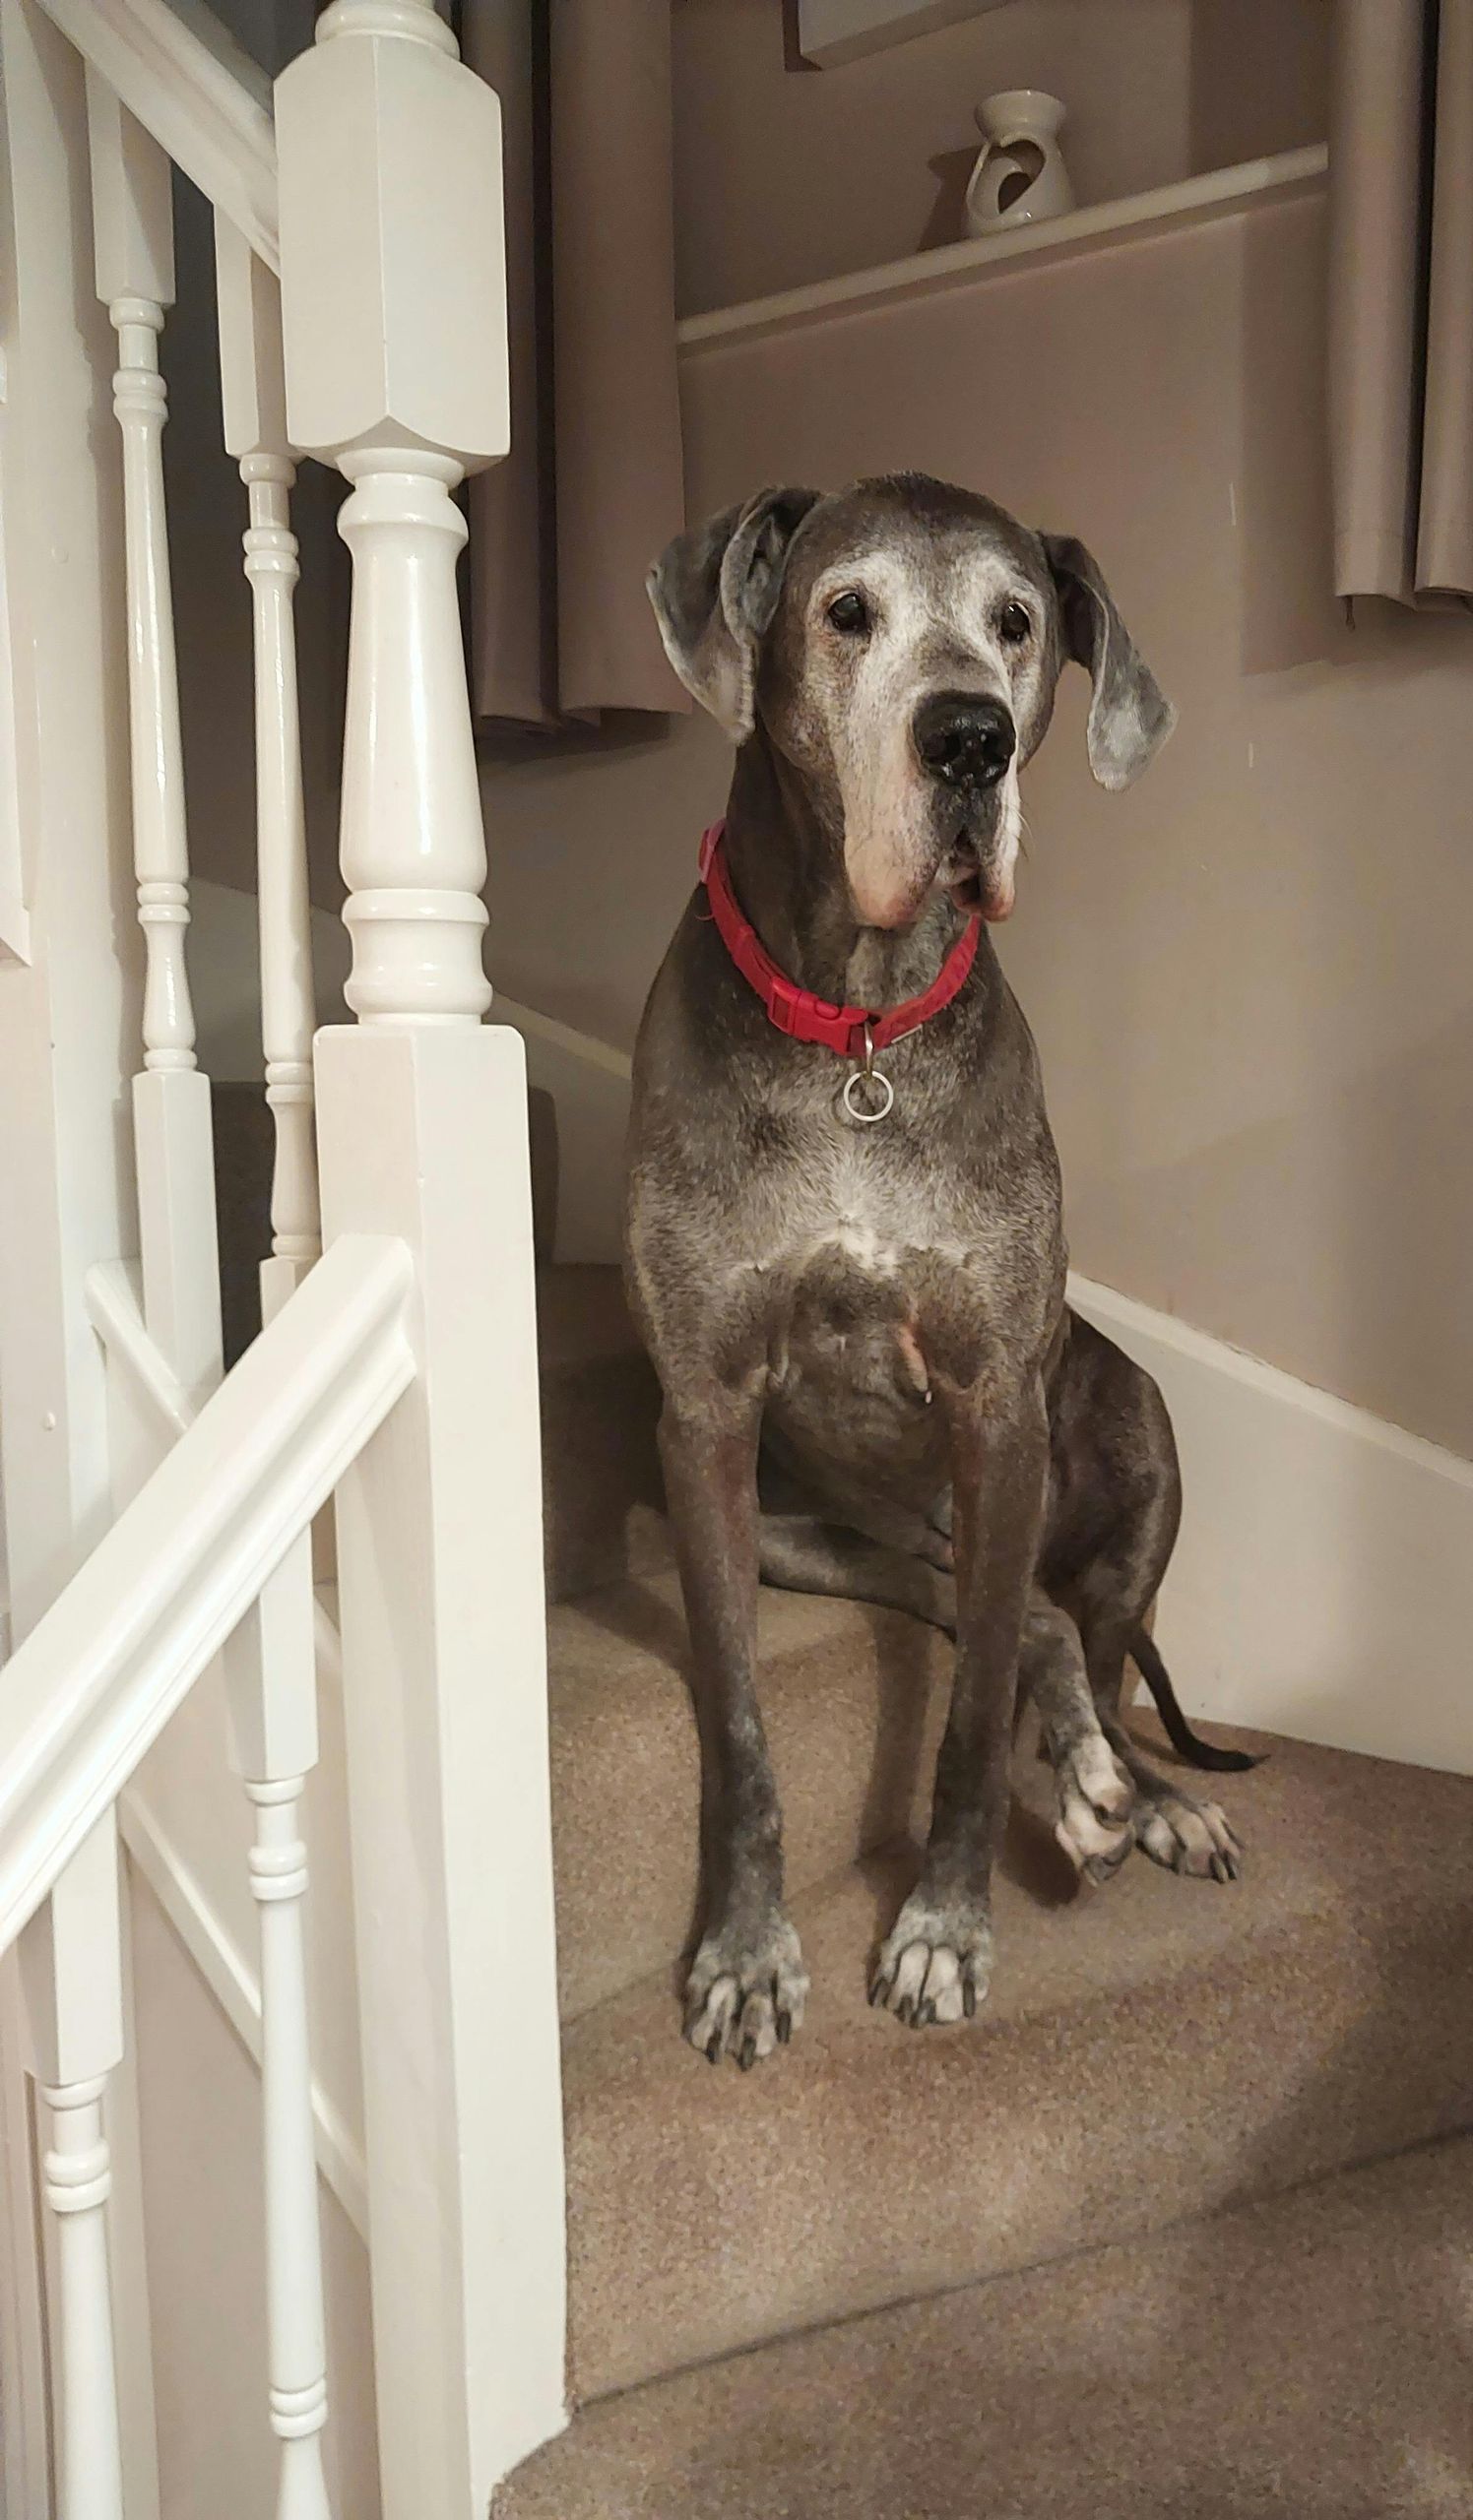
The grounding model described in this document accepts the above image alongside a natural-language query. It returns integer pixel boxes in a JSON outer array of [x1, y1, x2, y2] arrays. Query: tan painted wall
[[671, 0, 1328, 314], [481, 187, 1473, 1462]]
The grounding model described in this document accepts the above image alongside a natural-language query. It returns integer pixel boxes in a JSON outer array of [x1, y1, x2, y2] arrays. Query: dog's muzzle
[[912, 691, 1016, 790]]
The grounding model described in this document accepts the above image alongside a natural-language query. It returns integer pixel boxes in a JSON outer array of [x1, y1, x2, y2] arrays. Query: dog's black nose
[[913, 692, 1016, 789]]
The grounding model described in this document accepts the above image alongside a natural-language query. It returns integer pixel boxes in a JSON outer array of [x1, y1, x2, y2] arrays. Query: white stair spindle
[[87, 74, 191, 1077], [216, 218, 320, 1317], [226, 1544, 334, 2520], [87, 74, 223, 1410], [20, 1815, 126, 2520], [278, 7, 567, 2507]]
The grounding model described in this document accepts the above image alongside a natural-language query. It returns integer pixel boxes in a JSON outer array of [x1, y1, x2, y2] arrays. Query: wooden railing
[[0, 0, 564, 2511]]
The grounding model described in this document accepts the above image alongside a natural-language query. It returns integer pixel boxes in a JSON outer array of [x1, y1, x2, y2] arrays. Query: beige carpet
[[497, 2131, 1473, 2518]]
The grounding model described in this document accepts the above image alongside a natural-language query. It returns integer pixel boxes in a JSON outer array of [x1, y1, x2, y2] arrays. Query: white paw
[[869, 1893, 993, 2028], [1054, 1735, 1134, 1883], [1136, 1792, 1242, 1882], [683, 1915, 808, 2068]]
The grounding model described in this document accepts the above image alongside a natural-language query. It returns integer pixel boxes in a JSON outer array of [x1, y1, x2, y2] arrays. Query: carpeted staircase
[[516, 1257, 1473, 2517], [211, 1093, 1473, 2515]]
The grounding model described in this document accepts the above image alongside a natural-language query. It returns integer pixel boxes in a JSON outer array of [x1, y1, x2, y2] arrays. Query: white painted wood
[[34, 0, 278, 271], [85, 1261, 192, 1445], [275, 0, 508, 470], [216, 218, 322, 1299], [317, 1025, 567, 2511], [1071, 1276, 1473, 1777], [20, 1813, 126, 2520], [0, 295, 32, 966], [0, 1956, 50, 2520], [119, 1771, 370, 2235], [88, 80, 193, 1078], [676, 146, 1330, 348], [0, 6, 158, 2502], [276, 0, 507, 1027], [798, 0, 1010, 69], [224, 1527, 334, 2520], [0, 1234, 416, 1952]]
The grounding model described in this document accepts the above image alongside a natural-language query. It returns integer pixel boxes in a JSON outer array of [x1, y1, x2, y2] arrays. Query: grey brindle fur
[[625, 474, 1249, 2069]]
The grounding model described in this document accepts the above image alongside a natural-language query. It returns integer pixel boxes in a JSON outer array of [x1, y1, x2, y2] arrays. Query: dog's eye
[[998, 598, 1032, 647], [826, 590, 870, 635]]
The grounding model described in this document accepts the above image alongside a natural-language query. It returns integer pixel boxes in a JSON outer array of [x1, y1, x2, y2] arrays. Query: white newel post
[[276, 5, 566, 2513], [20, 1815, 127, 2520]]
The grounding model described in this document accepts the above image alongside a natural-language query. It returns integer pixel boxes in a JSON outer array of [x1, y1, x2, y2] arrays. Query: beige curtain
[[1328, 0, 1473, 606], [463, 0, 688, 726]]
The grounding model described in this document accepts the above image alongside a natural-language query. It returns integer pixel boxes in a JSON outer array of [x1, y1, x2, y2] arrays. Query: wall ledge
[[676, 144, 1328, 352]]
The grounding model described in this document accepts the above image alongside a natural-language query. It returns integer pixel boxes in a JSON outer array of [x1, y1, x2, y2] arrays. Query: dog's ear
[[647, 486, 821, 739], [1043, 535, 1176, 790]]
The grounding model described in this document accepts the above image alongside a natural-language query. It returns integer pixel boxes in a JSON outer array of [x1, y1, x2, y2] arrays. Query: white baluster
[[87, 74, 222, 1408], [226, 1540, 334, 2520], [215, 218, 320, 1318], [278, 7, 566, 2507], [20, 1815, 126, 2520], [87, 74, 191, 1076]]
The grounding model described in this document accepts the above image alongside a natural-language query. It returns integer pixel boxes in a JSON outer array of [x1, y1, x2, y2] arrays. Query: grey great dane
[[624, 472, 1249, 2070]]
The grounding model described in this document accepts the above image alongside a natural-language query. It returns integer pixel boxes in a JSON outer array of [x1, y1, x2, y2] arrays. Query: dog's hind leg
[[1022, 1599, 1133, 1882], [758, 1511, 956, 1631]]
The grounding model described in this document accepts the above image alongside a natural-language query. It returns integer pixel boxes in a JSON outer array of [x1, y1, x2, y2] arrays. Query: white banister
[[277, 3, 566, 2504], [225, 1546, 334, 2520], [0, 1234, 415, 1954], [20, 1814, 126, 2520], [216, 218, 321, 1312], [36, 0, 277, 271]]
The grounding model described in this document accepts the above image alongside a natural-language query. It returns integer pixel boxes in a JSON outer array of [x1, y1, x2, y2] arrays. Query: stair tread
[[547, 1548, 952, 2020], [558, 1724, 1473, 2399], [497, 2128, 1473, 2518]]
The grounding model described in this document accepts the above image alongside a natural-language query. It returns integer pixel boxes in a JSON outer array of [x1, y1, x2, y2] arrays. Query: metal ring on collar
[[841, 1063, 895, 1123]]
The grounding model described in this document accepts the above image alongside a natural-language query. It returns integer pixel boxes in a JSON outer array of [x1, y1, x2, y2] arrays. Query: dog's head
[[648, 472, 1174, 931]]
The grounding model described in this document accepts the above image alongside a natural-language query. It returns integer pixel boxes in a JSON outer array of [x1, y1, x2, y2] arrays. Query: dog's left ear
[[1043, 535, 1176, 790], [648, 485, 821, 740]]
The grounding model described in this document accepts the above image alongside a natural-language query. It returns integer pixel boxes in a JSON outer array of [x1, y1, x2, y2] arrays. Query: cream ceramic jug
[[964, 90, 1074, 237]]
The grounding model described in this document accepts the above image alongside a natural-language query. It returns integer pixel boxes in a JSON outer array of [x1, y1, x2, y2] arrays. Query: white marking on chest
[[827, 1217, 902, 1275]]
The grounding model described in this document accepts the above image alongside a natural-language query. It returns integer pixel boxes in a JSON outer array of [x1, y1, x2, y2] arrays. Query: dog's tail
[[1127, 1623, 1261, 1773]]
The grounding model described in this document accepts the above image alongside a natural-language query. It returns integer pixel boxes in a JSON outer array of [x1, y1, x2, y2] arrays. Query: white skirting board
[[1072, 1275, 1473, 1778]]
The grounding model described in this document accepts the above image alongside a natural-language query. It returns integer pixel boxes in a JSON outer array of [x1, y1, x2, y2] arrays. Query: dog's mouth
[[937, 830, 1013, 923]]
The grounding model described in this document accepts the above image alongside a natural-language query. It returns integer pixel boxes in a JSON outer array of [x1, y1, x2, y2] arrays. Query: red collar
[[698, 820, 982, 1060]]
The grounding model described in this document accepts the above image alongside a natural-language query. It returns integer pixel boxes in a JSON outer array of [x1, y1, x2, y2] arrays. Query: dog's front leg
[[661, 1385, 808, 2067], [870, 1369, 1049, 2027]]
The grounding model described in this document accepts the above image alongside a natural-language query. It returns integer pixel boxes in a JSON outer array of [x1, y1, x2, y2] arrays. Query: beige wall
[[671, 0, 1328, 314], [481, 186, 1473, 1462]]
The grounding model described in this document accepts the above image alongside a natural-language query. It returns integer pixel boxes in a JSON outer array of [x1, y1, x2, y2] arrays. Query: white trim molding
[[1072, 1276, 1473, 1778]]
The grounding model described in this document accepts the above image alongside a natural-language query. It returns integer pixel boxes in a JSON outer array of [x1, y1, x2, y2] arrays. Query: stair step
[[548, 1553, 952, 2021], [557, 1729, 1473, 2401], [496, 2127, 1473, 2517]]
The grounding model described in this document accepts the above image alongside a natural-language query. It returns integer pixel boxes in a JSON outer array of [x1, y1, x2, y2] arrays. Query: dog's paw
[[1135, 1789, 1242, 1883], [1053, 1734, 1134, 1883], [683, 1914, 808, 2068], [868, 1892, 993, 2028]]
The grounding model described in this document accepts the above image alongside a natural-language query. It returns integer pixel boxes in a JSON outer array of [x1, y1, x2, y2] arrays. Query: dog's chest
[[734, 1128, 997, 1400]]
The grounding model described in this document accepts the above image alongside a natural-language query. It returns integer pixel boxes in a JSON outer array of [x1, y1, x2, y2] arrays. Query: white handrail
[[34, 0, 278, 272], [0, 1234, 415, 1952]]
